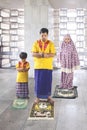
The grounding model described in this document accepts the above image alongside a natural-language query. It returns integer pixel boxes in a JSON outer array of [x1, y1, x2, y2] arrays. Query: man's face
[[40, 33, 48, 42]]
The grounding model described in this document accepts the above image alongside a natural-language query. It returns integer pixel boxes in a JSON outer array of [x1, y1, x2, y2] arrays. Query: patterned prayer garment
[[59, 34, 80, 89]]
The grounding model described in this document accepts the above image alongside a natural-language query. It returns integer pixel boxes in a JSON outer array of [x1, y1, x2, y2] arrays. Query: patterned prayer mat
[[12, 98, 28, 109], [81, 67, 87, 70], [28, 100, 54, 120], [53, 85, 78, 99]]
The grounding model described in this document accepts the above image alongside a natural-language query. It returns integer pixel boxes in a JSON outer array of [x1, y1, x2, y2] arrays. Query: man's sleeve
[[50, 42, 56, 54], [31, 41, 38, 53], [16, 63, 19, 68]]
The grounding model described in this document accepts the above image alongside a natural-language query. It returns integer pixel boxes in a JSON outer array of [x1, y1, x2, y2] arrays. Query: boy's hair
[[40, 28, 49, 34], [19, 52, 27, 59]]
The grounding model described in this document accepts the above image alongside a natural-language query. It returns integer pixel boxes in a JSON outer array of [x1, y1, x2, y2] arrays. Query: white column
[[24, 0, 49, 77]]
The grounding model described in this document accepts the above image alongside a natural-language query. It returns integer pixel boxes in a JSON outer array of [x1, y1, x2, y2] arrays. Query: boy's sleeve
[[26, 62, 30, 69]]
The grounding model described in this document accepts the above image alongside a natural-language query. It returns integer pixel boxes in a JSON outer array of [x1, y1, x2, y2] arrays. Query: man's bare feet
[[47, 97, 54, 105]]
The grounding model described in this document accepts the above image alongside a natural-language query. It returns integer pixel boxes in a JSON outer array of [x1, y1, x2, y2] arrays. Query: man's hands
[[32, 52, 55, 58]]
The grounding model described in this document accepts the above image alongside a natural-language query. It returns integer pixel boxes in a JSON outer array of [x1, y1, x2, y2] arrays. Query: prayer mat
[[12, 98, 28, 109], [28, 100, 54, 120], [81, 67, 87, 70], [53, 85, 78, 99]]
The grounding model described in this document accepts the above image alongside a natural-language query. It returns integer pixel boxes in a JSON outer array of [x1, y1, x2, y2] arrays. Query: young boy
[[16, 52, 30, 99]]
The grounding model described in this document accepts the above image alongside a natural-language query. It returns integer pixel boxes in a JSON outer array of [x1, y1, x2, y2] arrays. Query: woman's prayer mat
[[53, 85, 78, 99], [28, 100, 54, 120], [12, 98, 28, 109]]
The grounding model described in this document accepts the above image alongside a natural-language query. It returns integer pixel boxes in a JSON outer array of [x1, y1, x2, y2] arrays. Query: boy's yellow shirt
[[16, 61, 30, 82], [32, 40, 56, 70]]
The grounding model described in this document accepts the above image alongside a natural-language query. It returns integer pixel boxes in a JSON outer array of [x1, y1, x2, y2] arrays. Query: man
[[32, 28, 56, 104]]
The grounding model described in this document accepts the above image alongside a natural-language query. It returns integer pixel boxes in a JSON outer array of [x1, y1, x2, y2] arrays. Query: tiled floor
[[0, 68, 87, 130]]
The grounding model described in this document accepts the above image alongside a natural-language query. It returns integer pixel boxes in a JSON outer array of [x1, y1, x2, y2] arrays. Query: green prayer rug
[[53, 85, 78, 99], [12, 98, 28, 109], [28, 100, 54, 120]]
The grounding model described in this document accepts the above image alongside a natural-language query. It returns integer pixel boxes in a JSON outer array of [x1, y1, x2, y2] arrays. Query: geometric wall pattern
[[48, 8, 87, 68], [0, 9, 24, 68]]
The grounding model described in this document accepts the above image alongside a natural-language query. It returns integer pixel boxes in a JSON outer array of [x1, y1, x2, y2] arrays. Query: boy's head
[[19, 52, 27, 60], [40, 28, 49, 42]]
